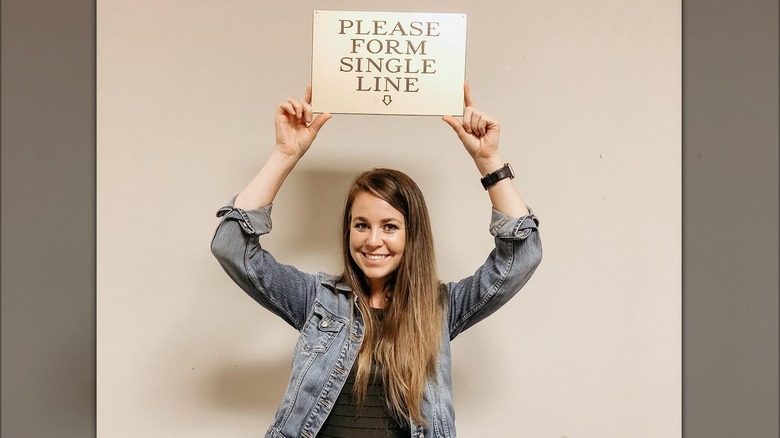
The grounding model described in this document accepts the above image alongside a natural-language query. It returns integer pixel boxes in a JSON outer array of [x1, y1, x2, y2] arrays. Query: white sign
[[311, 10, 467, 116]]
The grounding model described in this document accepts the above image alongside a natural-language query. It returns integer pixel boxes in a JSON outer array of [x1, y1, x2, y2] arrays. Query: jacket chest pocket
[[300, 305, 346, 354]]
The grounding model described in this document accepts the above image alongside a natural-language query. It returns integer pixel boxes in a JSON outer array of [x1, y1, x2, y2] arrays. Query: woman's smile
[[362, 252, 391, 261]]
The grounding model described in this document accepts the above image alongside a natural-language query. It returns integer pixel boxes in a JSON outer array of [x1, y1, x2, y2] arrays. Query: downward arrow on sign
[[382, 95, 392, 105]]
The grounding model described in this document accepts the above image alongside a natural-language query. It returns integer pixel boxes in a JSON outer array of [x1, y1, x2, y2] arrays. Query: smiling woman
[[210, 83, 542, 438]]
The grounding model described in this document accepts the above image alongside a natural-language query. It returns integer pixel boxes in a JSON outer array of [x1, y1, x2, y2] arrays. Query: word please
[[339, 19, 441, 37]]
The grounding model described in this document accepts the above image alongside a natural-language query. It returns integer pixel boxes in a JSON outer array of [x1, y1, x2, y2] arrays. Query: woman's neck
[[366, 275, 394, 308], [367, 279, 387, 308], [368, 291, 387, 309]]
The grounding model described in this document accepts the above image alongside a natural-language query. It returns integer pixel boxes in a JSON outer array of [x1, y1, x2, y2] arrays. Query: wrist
[[474, 155, 504, 176], [271, 147, 304, 164], [268, 148, 303, 175]]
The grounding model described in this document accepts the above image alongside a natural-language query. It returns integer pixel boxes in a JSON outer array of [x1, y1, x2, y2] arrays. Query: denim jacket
[[211, 201, 542, 438]]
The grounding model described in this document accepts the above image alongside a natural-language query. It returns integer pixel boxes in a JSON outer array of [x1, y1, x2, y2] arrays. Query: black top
[[316, 308, 410, 438]]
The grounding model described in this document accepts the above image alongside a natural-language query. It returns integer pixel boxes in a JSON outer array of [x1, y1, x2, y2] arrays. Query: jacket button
[[320, 318, 331, 328]]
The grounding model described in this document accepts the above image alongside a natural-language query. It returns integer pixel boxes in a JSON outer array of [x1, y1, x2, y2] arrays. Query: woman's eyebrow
[[351, 216, 402, 223]]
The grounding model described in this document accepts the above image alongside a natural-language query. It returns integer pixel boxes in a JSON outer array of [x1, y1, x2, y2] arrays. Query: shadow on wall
[[199, 167, 361, 414], [200, 336, 500, 417], [449, 325, 509, 417], [205, 356, 294, 414], [270, 167, 363, 275]]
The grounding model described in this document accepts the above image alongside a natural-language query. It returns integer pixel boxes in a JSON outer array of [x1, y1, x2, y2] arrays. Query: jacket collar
[[320, 274, 352, 293]]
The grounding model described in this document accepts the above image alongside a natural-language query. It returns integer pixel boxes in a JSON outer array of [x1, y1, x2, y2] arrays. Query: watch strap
[[480, 163, 515, 190]]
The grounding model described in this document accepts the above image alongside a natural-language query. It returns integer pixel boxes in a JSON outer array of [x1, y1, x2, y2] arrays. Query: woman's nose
[[366, 229, 382, 246]]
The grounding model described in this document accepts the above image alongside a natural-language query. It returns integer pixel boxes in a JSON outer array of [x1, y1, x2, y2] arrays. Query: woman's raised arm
[[233, 84, 332, 210], [442, 82, 530, 218]]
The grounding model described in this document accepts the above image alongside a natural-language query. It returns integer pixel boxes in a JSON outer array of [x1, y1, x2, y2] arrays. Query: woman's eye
[[383, 224, 399, 231], [354, 223, 368, 230]]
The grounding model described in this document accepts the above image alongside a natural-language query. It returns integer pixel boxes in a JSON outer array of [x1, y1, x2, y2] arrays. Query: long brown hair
[[340, 168, 444, 426]]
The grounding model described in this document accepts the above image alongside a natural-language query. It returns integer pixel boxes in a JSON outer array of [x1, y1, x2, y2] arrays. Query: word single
[[340, 57, 437, 75]]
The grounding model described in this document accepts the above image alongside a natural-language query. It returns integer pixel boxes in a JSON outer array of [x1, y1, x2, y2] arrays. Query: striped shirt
[[317, 309, 410, 438]]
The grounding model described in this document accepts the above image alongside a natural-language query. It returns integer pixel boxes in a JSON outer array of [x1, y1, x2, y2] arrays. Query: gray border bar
[[683, 0, 779, 436], [1, 0, 96, 436]]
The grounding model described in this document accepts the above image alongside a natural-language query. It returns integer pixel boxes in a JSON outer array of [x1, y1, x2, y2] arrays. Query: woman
[[211, 83, 542, 438]]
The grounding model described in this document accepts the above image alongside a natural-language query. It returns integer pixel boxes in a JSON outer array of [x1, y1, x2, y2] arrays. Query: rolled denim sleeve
[[446, 208, 542, 340], [210, 198, 317, 331]]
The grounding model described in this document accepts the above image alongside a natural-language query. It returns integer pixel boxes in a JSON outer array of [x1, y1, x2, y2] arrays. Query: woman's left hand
[[442, 82, 500, 161]]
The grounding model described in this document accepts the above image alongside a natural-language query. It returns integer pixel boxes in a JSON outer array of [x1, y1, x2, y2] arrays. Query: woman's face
[[349, 192, 406, 292]]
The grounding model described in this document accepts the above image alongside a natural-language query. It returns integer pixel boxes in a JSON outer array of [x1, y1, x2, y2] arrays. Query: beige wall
[[97, 0, 681, 436]]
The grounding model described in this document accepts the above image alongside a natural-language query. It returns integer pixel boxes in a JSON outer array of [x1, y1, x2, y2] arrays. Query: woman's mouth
[[363, 252, 390, 261]]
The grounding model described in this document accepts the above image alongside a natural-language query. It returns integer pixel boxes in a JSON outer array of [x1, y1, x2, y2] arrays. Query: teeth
[[365, 253, 388, 260]]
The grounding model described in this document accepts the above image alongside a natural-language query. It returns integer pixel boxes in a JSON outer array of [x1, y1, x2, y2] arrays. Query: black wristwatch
[[480, 163, 515, 190]]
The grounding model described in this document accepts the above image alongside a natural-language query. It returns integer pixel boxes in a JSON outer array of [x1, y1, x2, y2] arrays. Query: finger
[[278, 101, 296, 116], [469, 109, 483, 137], [288, 98, 303, 119], [462, 107, 474, 135], [308, 112, 332, 136], [486, 117, 501, 134], [477, 114, 488, 136], [304, 84, 313, 104], [469, 110, 483, 137], [302, 101, 313, 124], [471, 110, 487, 137], [463, 81, 474, 108]]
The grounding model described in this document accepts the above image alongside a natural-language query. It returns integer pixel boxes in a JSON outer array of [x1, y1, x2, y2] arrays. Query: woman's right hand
[[275, 84, 332, 159]]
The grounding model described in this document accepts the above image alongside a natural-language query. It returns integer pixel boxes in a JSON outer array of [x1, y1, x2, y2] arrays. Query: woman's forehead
[[350, 192, 404, 221]]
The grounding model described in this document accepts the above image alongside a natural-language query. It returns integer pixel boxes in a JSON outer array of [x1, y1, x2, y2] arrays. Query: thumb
[[442, 115, 468, 141], [308, 113, 332, 136]]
